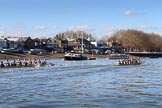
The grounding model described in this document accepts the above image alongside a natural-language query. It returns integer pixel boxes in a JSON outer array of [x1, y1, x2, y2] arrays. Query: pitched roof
[[7, 37, 20, 41], [21, 37, 30, 41], [33, 38, 40, 42]]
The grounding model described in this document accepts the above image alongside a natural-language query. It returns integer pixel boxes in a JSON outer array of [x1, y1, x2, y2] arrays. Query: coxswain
[[0, 61, 5, 68], [118, 59, 122, 65]]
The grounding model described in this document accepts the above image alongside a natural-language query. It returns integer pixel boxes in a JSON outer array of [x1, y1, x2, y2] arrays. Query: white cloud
[[137, 25, 162, 36], [68, 25, 95, 32], [9, 24, 27, 36], [138, 25, 162, 30], [104, 27, 121, 36], [34, 25, 47, 31], [124, 10, 136, 16], [156, 32, 162, 36], [52, 26, 59, 31], [0, 26, 5, 30], [0, 31, 3, 35], [12, 24, 26, 32], [0, 26, 5, 35]]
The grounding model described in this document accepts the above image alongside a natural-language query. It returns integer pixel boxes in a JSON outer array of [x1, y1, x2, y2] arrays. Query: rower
[[28, 59, 32, 66], [33, 59, 37, 65], [17, 58, 22, 66], [137, 57, 140, 63], [11, 59, 17, 66], [38, 59, 41, 64], [4, 59, 10, 67], [42, 58, 46, 64], [23, 59, 28, 66]]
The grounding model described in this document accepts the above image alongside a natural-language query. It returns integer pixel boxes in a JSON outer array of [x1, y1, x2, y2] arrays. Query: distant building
[[56, 39, 68, 53], [33, 38, 41, 48], [107, 40, 121, 49], [0, 37, 4, 49], [0, 38, 10, 49], [22, 37, 35, 50], [44, 38, 58, 51], [77, 38, 95, 53], [7, 37, 20, 49]]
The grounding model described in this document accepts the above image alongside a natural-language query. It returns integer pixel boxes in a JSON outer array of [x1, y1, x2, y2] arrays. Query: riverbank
[[0, 53, 108, 59]]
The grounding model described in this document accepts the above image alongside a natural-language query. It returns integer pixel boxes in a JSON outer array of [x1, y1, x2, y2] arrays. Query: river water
[[0, 58, 162, 108]]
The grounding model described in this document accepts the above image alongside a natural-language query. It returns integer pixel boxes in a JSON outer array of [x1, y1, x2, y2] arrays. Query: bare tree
[[106, 29, 162, 52]]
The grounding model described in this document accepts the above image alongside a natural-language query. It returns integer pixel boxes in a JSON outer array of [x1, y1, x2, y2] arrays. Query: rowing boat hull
[[115, 62, 141, 66], [0, 63, 47, 69]]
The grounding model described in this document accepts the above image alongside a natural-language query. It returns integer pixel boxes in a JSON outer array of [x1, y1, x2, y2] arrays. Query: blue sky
[[0, 0, 162, 37]]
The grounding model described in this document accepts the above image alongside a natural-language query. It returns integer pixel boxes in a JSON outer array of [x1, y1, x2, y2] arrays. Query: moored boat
[[108, 53, 128, 59], [129, 52, 162, 57], [64, 53, 87, 60], [88, 57, 96, 60], [88, 53, 96, 60]]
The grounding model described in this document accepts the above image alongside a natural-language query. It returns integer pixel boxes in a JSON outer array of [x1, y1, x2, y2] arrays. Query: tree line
[[106, 29, 162, 52], [54, 29, 162, 52], [55, 30, 92, 40]]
